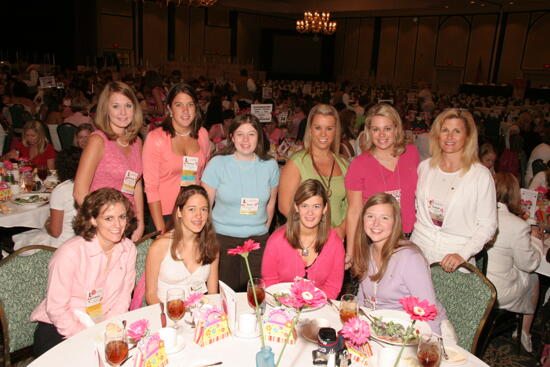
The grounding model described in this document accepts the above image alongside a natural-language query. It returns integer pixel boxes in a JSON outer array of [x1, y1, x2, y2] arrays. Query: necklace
[[299, 235, 316, 256], [175, 130, 191, 137], [311, 154, 336, 197], [116, 139, 129, 147]]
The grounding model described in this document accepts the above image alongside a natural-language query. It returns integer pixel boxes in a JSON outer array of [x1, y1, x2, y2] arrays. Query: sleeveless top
[[157, 238, 211, 303], [290, 150, 348, 228], [89, 130, 143, 208]]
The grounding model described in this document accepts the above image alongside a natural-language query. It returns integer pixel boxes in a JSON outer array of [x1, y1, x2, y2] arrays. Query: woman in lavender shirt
[[351, 193, 448, 334]]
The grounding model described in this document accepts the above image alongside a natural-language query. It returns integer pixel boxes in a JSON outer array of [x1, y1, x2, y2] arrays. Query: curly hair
[[55, 146, 82, 182], [73, 188, 137, 241]]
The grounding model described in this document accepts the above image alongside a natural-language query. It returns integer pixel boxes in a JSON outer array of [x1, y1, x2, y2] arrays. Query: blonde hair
[[285, 179, 331, 254], [361, 104, 406, 156], [95, 81, 143, 143], [352, 193, 419, 282], [429, 108, 479, 174], [22, 120, 48, 155], [303, 104, 341, 155], [494, 172, 523, 217]]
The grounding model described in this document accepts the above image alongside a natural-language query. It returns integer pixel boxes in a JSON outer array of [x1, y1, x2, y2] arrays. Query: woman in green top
[[279, 104, 348, 238]]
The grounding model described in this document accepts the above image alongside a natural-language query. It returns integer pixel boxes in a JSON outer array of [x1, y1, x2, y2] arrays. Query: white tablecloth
[[535, 241, 550, 277], [29, 294, 489, 367], [0, 201, 49, 228]]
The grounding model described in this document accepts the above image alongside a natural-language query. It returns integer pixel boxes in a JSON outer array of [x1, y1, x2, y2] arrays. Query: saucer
[[164, 335, 186, 355], [234, 329, 260, 339]]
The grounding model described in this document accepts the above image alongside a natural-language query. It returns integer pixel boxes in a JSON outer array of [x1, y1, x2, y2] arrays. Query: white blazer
[[411, 159, 498, 264]]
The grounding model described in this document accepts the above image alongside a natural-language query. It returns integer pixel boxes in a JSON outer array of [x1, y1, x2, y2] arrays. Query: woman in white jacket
[[487, 172, 541, 352], [411, 109, 497, 272]]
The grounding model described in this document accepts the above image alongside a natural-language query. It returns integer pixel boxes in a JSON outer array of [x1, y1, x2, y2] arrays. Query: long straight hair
[[352, 193, 418, 282], [285, 179, 331, 254], [22, 120, 48, 155], [161, 83, 202, 139], [166, 185, 218, 265], [494, 172, 523, 217], [303, 104, 341, 156]]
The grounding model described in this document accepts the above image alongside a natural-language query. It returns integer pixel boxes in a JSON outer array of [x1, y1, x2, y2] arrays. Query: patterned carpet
[[482, 334, 541, 367]]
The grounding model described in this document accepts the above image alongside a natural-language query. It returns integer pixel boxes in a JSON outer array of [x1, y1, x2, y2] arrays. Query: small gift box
[[262, 308, 297, 344], [193, 306, 230, 347], [133, 334, 168, 367], [345, 342, 373, 366], [0, 182, 12, 201]]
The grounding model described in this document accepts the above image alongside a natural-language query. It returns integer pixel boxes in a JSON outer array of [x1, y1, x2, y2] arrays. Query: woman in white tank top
[[145, 185, 219, 304]]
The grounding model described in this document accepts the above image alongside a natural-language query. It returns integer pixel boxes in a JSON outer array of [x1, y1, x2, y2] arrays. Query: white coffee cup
[[238, 313, 257, 335], [158, 327, 177, 349]]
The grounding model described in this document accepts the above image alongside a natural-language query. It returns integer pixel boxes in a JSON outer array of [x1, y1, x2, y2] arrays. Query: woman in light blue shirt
[[202, 113, 279, 291]]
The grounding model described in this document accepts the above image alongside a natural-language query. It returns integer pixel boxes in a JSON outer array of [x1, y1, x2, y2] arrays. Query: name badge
[[85, 288, 104, 322], [428, 199, 445, 227], [121, 170, 139, 195], [190, 280, 208, 294], [181, 156, 199, 185], [240, 198, 259, 215]]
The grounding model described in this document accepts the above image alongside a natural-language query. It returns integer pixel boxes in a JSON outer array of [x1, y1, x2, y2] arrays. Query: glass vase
[[256, 346, 275, 367]]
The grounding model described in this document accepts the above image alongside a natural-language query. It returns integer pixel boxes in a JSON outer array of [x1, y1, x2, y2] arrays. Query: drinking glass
[[37, 165, 48, 181], [417, 335, 442, 367], [166, 288, 186, 329], [104, 328, 128, 367], [21, 172, 35, 192], [247, 278, 266, 311], [339, 294, 358, 324]]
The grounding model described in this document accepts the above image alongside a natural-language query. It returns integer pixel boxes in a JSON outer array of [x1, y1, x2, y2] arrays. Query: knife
[[160, 302, 167, 328]]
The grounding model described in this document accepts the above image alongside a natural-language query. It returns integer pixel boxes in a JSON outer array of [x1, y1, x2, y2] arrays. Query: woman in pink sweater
[[261, 179, 345, 299]]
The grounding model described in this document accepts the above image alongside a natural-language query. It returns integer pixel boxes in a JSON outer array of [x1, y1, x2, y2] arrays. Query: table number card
[[219, 280, 237, 333], [520, 188, 538, 220]]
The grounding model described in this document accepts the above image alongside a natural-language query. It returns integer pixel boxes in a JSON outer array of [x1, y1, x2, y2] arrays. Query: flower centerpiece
[[127, 319, 150, 344], [341, 317, 373, 366], [393, 296, 438, 367], [276, 278, 328, 367]]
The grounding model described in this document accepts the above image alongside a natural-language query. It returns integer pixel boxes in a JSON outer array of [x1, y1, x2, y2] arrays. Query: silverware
[[439, 337, 449, 360], [96, 346, 105, 367], [197, 362, 222, 367], [159, 302, 167, 328], [327, 299, 339, 312]]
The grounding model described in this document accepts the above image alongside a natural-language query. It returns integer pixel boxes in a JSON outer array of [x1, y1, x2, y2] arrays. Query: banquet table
[[0, 199, 49, 228], [29, 293, 489, 367], [535, 240, 550, 277]]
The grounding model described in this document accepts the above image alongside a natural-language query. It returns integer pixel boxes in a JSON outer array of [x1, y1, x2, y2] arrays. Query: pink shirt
[[31, 236, 137, 337], [89, 130, 143, 208], [265, 127, 284, 144], [64, 112, 92, 126], [345, 144, 419, 233], [261, 227, 345, 299], [143, 127, 210, 215]]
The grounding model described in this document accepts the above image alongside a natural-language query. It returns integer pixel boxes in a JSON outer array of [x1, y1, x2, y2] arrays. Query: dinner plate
[[365, 309, 432, 346], [441, 345, 467, 366], [265, 282, 326, 312], [11, 193, 50, 208]]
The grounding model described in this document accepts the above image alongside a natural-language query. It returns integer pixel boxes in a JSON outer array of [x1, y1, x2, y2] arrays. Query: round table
[[29, 293, 489, 367], [0, 199, 49, 228]]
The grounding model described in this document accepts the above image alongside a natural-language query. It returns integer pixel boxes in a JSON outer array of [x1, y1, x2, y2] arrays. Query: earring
[[169, 113, 173, 118]]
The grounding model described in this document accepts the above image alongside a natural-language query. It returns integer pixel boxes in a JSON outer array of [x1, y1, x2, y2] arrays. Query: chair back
[[0, 245, 56, 365], [134, 232, 158, 284], [56, 123, 78, 150], [430, 262, 496, 353]]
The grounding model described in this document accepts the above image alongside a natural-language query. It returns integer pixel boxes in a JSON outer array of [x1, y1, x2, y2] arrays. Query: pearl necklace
[[175, 130, 191, 137], [117, 139, 129, 147]]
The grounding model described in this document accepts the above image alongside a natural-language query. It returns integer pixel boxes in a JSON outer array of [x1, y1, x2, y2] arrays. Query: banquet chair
[[0, 245, 56, 367], [430, 262, 496, 355], [135, 231, 159, 284], [56, 123, 78, 150]]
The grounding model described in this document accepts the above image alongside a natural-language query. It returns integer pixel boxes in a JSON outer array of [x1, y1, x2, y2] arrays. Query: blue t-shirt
[[202, 154, 280, 237]]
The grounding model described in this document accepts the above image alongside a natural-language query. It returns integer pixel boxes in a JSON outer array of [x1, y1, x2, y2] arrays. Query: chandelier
[[136, 0, 217, 7], [296, 11, 337, 35]]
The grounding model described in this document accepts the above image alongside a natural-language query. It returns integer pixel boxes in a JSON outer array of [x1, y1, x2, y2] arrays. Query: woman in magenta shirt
[[143, 83, 210, 233], [31, 188, 137, 356], [261, 179, 345, 299], [345, 104, 419, 268]]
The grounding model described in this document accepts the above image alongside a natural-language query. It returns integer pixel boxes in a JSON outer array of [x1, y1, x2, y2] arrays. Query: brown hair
[[361, 104, 406, 156], [161, 83, 202, 139], [72, 188, 136, 241], [494, 172, 523, 217], [213, 113, 271, 161], [352, 193, 419, 282], [429, 108, 479, 174], [479, 142, 496, 161], [166, 185, 218, 265], [95, 81, 143, 144], [22, 120, 48, 155], [285, 179, 331, 254]]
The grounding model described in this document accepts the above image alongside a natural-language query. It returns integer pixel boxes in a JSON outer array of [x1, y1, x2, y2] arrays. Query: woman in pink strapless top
[[74, 81, 145, 241]]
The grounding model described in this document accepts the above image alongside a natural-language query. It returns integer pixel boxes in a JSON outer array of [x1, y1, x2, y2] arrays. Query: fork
[[439, 337, 449, 360]]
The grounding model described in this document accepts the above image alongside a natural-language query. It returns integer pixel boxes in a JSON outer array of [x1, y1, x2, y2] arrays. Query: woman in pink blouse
[[143, 83, 210, 233], [31, 188, 137, 356], [261, 179, 345, 299]]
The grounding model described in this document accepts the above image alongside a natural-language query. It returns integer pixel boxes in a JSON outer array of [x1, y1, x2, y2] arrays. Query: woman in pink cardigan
[[261, 179, 345, 299]]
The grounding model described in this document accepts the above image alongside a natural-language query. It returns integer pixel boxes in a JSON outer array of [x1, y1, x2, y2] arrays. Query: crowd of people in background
[[1, 62, 550, 364]]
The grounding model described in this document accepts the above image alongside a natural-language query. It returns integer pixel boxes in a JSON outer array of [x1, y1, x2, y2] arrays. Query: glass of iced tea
[[417, 335, 442, 367], [37, 165, 48, 181], [166, 288, 186, 329], [247, 278, 266, 310], [104, 328, 128, 367], [339, 294, 358, 324]]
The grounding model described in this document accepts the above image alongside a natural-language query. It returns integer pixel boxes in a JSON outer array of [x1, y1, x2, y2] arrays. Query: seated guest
[[208, 109, 234, 151], [487, 173, 541, 352], [13, 147, 81, 252], [2, 120, 56, 169], [74, 123, 94, 149], [262, 179, 345, 299], [264, 115, 284, 145], [145, 185, 219, 305], [63, 97, 92, 126], [352, 193, 447, 334], [31, 188, 137, 357], [479, 142, 497, 175]]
